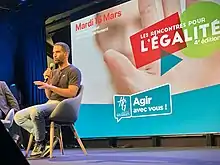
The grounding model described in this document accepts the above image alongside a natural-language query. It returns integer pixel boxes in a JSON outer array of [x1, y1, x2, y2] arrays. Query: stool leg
[[50, 122, 55, 158], [71, 124, 87, 155], [59, 126, 64, 155], [25, 134, 33, 157]]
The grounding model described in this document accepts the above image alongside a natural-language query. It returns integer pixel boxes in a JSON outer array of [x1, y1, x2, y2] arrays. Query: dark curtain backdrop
[[0, 16, 17, 85], [0, 10, 47, 107], [14, 11, 47, 107]]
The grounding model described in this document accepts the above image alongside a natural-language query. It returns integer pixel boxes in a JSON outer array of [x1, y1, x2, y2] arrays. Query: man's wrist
[[48, 85, 56, 91]]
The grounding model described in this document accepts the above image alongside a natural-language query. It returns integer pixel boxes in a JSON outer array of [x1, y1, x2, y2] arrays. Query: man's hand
[[34, 81, 79, 98], [43, 68, 52, 81], [34, 81, 52, 89], [104, 49, 163, 95]]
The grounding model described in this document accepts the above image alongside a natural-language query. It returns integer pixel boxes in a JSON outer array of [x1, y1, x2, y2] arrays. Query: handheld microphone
[[44, 63, 55, 83]]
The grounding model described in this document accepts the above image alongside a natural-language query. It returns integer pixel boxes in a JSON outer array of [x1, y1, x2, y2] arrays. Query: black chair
[[25, 85, 87, 158]]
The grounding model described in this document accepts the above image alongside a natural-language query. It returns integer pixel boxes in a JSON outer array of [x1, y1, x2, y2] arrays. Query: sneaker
[[30, 142, 45, 158], [41, 137, 59, 158]]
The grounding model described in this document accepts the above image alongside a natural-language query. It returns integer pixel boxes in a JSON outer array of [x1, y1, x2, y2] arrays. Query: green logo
[[180, 1, 220, 58]]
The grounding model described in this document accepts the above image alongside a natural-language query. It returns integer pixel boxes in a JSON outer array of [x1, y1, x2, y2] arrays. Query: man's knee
[[30, 108, 44, 120], [14, 112, 24, 126]]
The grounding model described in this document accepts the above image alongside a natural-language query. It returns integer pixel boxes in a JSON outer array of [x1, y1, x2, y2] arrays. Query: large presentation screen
[[70, 0, 220, 138]]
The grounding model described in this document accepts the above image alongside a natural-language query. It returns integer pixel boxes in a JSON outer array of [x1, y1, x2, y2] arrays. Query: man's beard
[[54, 60, 64, 65]]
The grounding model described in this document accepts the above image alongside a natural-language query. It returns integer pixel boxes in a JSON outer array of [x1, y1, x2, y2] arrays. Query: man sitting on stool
[[14, 42, 82, 158]]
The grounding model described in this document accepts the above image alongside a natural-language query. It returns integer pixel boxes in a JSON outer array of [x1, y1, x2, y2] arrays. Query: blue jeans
[[14, 100, 60, 141]]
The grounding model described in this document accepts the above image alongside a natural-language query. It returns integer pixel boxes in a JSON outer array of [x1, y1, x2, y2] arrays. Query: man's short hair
[[54, 42, 70, 55]]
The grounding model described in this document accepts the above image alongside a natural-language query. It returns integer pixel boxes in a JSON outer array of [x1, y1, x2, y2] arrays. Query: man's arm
[[45, 88, 52, 99], [45, 79, 52, 99], [49, 68, 81, 98], [35, 67, 82, 98], [2, 82, 20, 111], [49, 85, 79, 98], [43, 68, 54, 99]]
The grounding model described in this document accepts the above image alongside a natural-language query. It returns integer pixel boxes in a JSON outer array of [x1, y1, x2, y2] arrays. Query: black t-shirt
[[49, 64, 82, 101]]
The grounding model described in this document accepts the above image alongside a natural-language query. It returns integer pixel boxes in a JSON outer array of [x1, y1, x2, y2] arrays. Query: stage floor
[[27, 147, 220, 165]]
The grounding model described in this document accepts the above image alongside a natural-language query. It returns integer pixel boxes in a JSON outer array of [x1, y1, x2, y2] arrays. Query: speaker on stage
[[0, 121, 29, 165]]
